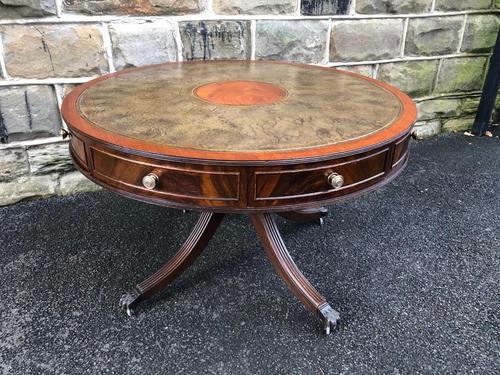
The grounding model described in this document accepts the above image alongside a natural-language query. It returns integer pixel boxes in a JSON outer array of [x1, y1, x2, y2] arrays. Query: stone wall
[[0, 0, 499, 205]]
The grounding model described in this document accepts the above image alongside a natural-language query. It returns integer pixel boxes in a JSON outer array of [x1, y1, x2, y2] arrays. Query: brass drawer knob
[[327, 172, 344, 189], [142, 173, 159, 190]]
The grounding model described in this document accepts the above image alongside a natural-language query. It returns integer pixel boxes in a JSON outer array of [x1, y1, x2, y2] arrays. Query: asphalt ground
[[0, 133, 499, 374]]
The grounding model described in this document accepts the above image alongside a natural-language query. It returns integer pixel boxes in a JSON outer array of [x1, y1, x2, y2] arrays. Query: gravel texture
[[0, 134, 499, 374]]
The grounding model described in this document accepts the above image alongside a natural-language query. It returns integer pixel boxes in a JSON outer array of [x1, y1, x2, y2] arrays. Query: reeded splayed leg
[[278, 207, 328, 225], [120, 211, 225, 316], [250, 213, 340, 334]]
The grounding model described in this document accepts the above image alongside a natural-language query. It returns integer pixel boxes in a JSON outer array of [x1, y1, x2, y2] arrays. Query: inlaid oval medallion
[[194, 80, 287, 106]]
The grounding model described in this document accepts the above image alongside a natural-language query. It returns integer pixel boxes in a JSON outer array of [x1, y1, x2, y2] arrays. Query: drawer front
[[90, 146, 243, 207], [392, 134, 410, 168], [70, 134, 88, 170], [251, 148, 389, 206]]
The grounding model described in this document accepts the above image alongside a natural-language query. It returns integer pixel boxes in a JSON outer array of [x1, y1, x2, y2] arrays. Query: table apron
[[69, 131, 411, 212]]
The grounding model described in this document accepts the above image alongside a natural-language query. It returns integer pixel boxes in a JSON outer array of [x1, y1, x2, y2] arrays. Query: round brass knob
[[142, 173, 159, 190], [327, 172, 344, 189]]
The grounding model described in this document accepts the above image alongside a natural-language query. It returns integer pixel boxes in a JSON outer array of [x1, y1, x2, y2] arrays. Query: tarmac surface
[[0, 133, 499, 374]]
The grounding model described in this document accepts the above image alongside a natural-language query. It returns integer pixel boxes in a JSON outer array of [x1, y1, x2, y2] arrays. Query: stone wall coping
[[0, 137, 67, 151]]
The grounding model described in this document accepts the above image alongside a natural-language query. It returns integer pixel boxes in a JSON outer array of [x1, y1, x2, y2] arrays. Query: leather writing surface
[[77, 61, 402, 152]]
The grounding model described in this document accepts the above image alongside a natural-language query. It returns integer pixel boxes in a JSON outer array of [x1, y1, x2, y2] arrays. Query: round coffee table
[[61, 61, 416, 334]]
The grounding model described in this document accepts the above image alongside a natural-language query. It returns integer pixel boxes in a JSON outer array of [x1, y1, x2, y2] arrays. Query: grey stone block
[[256, 20, 329, 63], [1, 24, 108, 79], [60, 171, 101, 195], [0, 148, 29, 182], [64, 0, 204, 15], [405, 16, 463, 57], [180, 21, 251, 60], [377, 60, 439, 97], [330, 19, 404, 62], [460, 97, 481, 116], [336, 65, 374, 78], [0, 174, 57, 205], [412, 120, 441, 139], [61, 84, 77, 98], [434, 57, 487, 94], [27, 142, 73, 175], [435, 0, 492, 11], [356, 0, 431, 14], [461, 15, 500, 53], [0, 0, 56, 18], [442, 117, 474, 132], [301, 0, 350, 15], [109, 21, 178, 70], [416, 98, 461, 121], [0, 85, 61, 142], [214, 0, 296, 15]]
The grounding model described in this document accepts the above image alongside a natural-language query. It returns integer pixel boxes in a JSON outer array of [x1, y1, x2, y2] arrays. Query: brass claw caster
[[120, 288, 142, 317], [319, 304, 341, 335]]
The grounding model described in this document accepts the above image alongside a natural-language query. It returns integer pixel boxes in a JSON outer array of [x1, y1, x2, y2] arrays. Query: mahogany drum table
[[61, 61, 416, 334]]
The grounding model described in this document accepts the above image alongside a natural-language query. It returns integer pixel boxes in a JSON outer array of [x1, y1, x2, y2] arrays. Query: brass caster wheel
[[319, 304, 340, 335], [120, 288, 142, 317]]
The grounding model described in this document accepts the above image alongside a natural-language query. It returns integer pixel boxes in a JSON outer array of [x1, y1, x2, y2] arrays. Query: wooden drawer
[[392, 134, 410, 168], [70, 134, 88, 170], [251, 148, 389, 206], [89, 146, 243, 208]]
